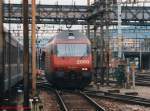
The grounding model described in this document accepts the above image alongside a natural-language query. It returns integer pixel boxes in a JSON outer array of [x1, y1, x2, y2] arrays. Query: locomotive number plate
[[77, 60, 90, 64]]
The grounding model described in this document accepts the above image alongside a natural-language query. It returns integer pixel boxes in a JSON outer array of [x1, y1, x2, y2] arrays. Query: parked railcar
[[0, 29, 23, 96], [45, 30, 92, 88]]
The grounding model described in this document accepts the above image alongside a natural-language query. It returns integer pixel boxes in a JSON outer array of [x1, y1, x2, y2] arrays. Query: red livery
[[44, 30, 92, 88]]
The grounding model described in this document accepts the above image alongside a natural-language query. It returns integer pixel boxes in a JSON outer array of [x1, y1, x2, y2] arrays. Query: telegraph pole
[[32, 0, 36, 96], [117, 0, 122, 58], [0, 0, 4, 101], [8, 0, 12, 99], [105, 0, 110, 85], [0, 1, 3, 51], [100, 25, 104, 85], [87, 0, 90, 6], [87, 0, 90, 39], [23, 0, 30, 110]]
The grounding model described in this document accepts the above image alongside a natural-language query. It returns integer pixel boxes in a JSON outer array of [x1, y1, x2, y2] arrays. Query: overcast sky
[[4, 0, 95, 5], [4, 0, 150, 5]]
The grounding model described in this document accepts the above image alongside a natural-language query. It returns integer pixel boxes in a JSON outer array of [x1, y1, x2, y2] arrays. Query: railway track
[[136, 72, 150, 86], [55, 90, 106, 111], [84, 90, 150, 107], [38, 83, 106, 111], [38, 82, 150, 111]]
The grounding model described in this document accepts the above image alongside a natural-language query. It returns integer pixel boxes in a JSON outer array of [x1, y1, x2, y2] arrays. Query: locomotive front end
[[45, 30, 93, 89], [52, 43, 92, 88]]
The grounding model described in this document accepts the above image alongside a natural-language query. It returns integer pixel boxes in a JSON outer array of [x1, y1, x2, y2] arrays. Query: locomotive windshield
[[56, 44, 90, 57]]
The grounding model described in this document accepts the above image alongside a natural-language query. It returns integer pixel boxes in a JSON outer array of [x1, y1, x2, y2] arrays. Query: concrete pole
[[87, 0, 90, 39], [0, 0, 3, 51], [8, 0, 12, 98], [139, 41, 142, 70], [0, 0, 4, 98], [105, 0, 110, 85], [100, 25, 105, 85], [131, 64, 136, 89], [32, 0, 37, 96], [0, 0, 3, 49], [117, 0, 122, 58], [23, 0, 30, 109], [87, 0, 90, 6]]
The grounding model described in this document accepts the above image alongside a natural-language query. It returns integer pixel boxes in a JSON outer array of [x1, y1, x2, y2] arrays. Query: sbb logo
[[77, 60, 90, 64]]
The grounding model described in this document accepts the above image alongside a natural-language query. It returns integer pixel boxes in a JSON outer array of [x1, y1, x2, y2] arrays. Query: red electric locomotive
[[44, 30, 92, 88]]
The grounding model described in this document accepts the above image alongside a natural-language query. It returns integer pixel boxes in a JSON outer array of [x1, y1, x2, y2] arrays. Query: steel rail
[[84, 90, 150, 107], [53, 89, 106, 111], [136, 73, 150, 86], [55, 90, 69, 111], [37, 84, 69, 111], [79, 91, 106, 111], [84, 90, 150, 102]]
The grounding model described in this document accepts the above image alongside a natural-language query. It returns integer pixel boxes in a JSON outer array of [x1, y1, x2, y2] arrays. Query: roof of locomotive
[[55, 30, 85, 38], [54, 30, 90, 43], [45, 30, 91, 48]]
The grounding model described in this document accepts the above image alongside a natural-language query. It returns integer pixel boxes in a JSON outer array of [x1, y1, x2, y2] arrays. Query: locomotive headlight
[[82, 68, 88, 71]]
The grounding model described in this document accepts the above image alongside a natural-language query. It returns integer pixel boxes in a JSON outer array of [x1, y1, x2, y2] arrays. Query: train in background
[[0, 29, 23, 96], [44, 30, 92, 88]]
